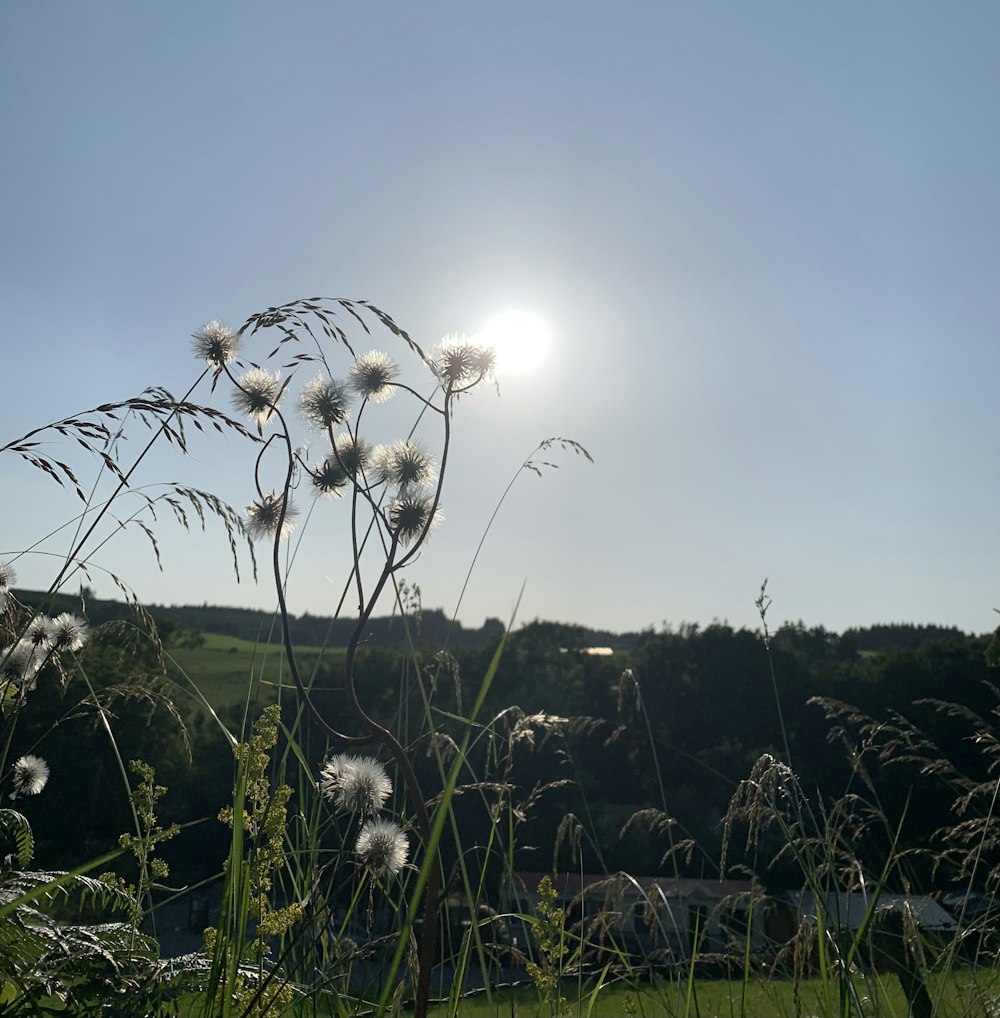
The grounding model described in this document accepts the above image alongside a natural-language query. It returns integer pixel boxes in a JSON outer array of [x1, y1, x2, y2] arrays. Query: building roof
[[793, 891, 958, 932]]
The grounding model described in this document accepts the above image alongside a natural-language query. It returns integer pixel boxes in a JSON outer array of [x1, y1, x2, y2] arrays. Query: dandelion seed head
[[318, 754, 351, 801], [388, 491, 442, 545], [232, 367, 282, 427], [320, 754, 392, 815], [374, 441, 436, 490], [470, 344, 497, 378], [0, 563, 15, 615], [0, 641, 42, 688], [192, 321, 240, 367], [299, 376, 351, 431], [244, 492, 298, 541], [25, 617, 54, 651], [332, 432, 372, 479], [434, 335, 495, 387], [355, 818, 408, 877], [350, 351, 397, 403], [10, 755, 49, 799], [49, 613, 87, 652], [311, 456, 350, 498]]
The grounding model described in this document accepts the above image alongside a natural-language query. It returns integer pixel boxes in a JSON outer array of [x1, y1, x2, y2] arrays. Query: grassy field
[[420, 969, 1000, 1017], [164, 632, 336, 710]]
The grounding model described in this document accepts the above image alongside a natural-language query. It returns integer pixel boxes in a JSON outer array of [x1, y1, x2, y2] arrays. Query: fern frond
[[0, 809, 34, 867]]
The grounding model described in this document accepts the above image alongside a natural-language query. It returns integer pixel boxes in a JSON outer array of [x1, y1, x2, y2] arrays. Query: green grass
[[166, 632, 332, 709], [417, 968, 1000, 1018]]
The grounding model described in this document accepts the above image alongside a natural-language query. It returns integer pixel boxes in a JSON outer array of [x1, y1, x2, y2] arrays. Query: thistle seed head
[[434, 335, 495, 387], [374, 440, 436, 490], [0, 563, 15, 615], [10, 754, 49, 799], [192, 321, 240, 367], [349, 351, 397, 403], [232, 367, 282, 427], [299, 375, 351, 431], [311, 455, 350, 498], [387, 490, 442, 545], [332, 432, 372, 479], [355, 817, 408, 878], [244, 491, 298, 540], [24, 616, 54, 651], [49, 613, 87, 652], [319, 754, 392, 815]]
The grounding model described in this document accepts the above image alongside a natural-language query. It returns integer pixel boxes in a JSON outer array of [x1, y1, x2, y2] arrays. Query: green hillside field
[[164, 632, 337, 710]]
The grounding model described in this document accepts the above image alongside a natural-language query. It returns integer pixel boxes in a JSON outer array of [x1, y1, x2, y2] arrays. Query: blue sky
[[2, 3, 999, 636]]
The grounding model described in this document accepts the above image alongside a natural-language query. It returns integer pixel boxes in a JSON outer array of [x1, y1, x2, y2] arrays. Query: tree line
[[8, 588, 995, 900]]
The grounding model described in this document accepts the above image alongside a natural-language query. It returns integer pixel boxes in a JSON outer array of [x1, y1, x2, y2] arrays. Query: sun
[[479, 310, 549, 376]]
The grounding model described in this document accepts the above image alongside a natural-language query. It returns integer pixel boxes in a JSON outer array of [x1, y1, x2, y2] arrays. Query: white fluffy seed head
[[387, 491, 442, 545], [311, 455, 350, 498], [10, 754, 49, 799], [49, 613, 87, 652], [24, 617, 54, 651], [350, 351, 398, 403], [320, 754, 392, 815], [0, 563, 16, 615], [374, 441, 436, 490], [299, 376, 351, 431], [355, 818, 408, 877], [244, 492, 298, 541], [233, 367, 282, 427], [332, 432, 372, 480], [433, 335, 496, 387], [192, 321, 240, 367]]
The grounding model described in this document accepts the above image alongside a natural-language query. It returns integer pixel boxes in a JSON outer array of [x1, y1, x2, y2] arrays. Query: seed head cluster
[[319, 754, 409, 878], [1, 612, 89, 695], [181, 318, 505, 892], [433, 336, 495, 387]]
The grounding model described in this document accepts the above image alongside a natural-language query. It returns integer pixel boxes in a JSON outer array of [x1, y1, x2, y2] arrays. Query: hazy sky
[[2, 3, 999, 636]]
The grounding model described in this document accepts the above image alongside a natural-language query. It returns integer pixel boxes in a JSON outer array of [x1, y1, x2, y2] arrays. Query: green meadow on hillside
[[167, 632, 332, 708]]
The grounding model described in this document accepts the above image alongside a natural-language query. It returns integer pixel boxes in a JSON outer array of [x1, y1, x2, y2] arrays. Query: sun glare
[[480, 310, 549, 376]]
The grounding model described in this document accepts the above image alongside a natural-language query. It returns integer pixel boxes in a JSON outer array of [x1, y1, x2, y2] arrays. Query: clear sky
[[2, 2, 999, 636]]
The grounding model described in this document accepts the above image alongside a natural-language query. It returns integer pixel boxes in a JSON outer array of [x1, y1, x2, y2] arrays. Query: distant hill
[[12, 588, 507, 648], [11, 588, 972, 654]]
